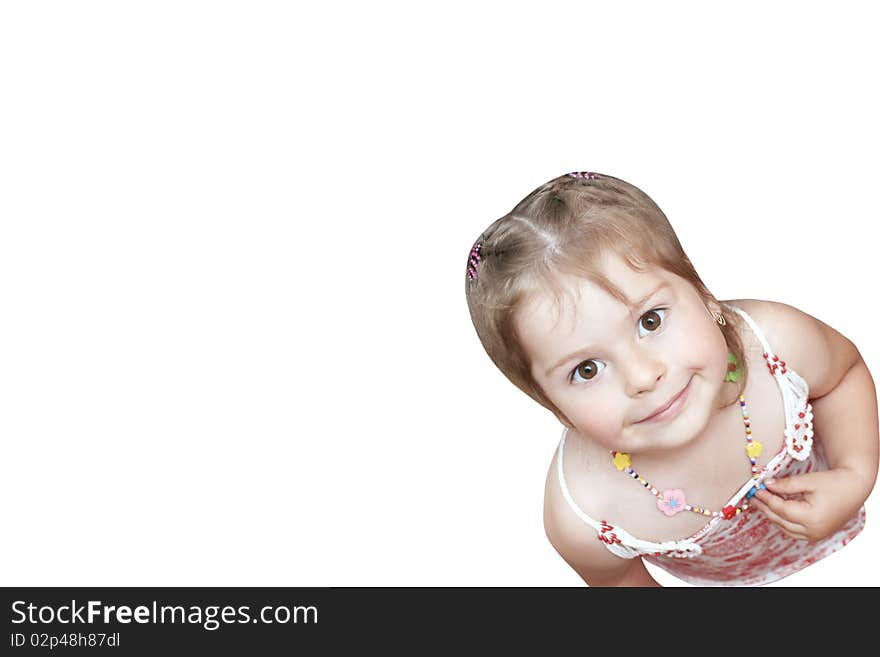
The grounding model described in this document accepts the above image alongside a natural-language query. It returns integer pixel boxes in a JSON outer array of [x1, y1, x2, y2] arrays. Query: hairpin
[[467, 241, 483, 281], [567, 171, 599, 179]]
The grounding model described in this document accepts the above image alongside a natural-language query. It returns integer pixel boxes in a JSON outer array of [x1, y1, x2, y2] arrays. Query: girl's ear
[[705, 302, 724, 321]]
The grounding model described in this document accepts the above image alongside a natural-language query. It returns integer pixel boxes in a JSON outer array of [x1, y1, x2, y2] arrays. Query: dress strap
[[723, 303, 814, 461], [724, 303, 776, 359], [724, 302, 809, 397], [555, 431, 602, 535]]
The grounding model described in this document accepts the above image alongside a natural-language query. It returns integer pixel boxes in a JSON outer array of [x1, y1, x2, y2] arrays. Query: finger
[[751, 499, 809, 540], [755, 489, 811, 523], [764, 474, 815, 496], [750, 497, 808, 540]]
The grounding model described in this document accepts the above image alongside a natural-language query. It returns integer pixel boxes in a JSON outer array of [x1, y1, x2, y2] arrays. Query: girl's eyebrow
[[544, 282, 671, 376]]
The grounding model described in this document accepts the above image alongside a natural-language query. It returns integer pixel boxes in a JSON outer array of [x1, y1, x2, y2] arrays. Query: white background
[[1, 1, 877, 587]]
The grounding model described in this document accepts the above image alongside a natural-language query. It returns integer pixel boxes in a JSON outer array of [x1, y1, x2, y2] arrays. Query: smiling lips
[[637, 377, 693, 423]]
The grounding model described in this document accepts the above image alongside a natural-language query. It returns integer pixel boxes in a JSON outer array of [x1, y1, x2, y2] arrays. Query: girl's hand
[[751, 469, 865, 542]]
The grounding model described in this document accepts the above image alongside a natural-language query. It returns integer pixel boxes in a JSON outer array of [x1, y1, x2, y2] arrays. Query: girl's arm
[[811, 356, 878, 496], [759, 300, 878, 491], [748, 300, 879, 540]]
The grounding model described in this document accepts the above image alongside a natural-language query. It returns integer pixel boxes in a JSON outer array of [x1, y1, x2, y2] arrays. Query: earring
[[712, 311, 726, 326]]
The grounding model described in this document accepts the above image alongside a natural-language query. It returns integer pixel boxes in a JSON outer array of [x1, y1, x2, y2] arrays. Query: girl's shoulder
[[543, 439, 640, 576], [722, 295, 790, 324], [721, 298, 776, 349], [722, 298, 860, 399]]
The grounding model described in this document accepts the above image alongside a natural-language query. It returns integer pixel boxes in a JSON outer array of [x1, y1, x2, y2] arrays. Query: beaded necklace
[[610, 391, 767, 521]]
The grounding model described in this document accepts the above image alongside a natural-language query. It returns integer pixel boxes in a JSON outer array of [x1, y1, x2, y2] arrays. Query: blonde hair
[[464, 171, 749, 428]]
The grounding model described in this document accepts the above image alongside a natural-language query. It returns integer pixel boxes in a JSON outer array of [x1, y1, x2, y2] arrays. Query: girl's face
[[516, 251, 731, 457]]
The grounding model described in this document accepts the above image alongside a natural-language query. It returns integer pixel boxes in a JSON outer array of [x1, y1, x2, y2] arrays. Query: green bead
[[725, 351, 742, 383]]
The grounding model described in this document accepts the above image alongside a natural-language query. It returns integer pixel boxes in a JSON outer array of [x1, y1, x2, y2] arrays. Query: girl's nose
[[624, 358, 666, 397]]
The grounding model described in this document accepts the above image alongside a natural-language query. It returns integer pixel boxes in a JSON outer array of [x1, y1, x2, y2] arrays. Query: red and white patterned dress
[[555, 304, 867, 586]]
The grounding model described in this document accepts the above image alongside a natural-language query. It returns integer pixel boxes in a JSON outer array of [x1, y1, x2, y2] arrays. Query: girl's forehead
[[521, 277, 610, 331], [540, 257, 665, 312], [519, 262, 671, 338]]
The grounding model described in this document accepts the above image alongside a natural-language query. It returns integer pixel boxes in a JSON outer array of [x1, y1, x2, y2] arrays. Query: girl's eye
[[638, 308, 668, 337], [570, 359, 605, 384], [568, 308, 668, 384]]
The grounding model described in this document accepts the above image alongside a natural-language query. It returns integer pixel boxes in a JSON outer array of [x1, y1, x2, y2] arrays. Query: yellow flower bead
[[613, 452, 632, 471], [745, 441, 763, 458]]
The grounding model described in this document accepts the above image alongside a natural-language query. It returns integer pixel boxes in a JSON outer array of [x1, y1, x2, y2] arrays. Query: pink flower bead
[[657, 489, 687, 516]]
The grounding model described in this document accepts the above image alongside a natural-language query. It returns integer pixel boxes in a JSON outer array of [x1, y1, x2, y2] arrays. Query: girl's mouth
[[636, 376, 693, 424]]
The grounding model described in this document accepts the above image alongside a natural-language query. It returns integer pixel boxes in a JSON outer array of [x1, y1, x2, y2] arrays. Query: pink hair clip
[[467, 241, 482, 281], [567, 171, 599, 179]]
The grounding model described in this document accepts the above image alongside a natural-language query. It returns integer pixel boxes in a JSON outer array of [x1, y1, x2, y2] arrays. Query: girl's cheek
[[571, 395, 621, 435]]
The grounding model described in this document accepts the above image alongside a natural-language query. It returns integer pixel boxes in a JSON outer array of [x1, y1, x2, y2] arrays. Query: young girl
[[464, 171, 879, 586]]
